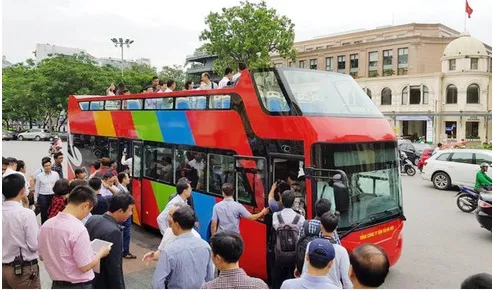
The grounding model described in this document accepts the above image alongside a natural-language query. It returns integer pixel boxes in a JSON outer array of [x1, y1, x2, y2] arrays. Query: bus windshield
[[278, 68, 383, 117], [311, 141, 402, 229]]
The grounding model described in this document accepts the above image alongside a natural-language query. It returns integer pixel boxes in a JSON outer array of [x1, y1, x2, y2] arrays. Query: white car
[[421, 149, 492, 190], [17, 128, 52, 141]]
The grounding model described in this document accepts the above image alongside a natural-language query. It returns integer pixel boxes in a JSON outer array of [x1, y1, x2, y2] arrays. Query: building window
[[299, 60, 305, 68], [445, 121, 457, 139], [383, 50, 393, 76], [325, 57, 333, 71], [470, 58, 478, 70], [398, 48, 408, 75], [310, 59, 317, 70], [409, 86, 421, 104], [337, 56, 346, 73], [446, 84, 458, 104], [350, 54, 358, 76], [381, 88, 392, 105], [144, 144, 174, 184], [467, 84, 480, 103], [366, 88, 372, 99], [466, 122, 480, 139], [449, 59, 456, 71], [423, 85, 429, 104], [288, 61, 292, 67], [402, 87, 408, 105], [368, 51, 378, 77]]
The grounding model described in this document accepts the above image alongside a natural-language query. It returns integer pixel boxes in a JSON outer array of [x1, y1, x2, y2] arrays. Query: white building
[[34, 43, 91, 62], [357, 32, 492, 144]]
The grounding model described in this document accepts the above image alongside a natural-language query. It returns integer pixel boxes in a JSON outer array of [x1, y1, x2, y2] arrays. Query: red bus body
[[67, 69, 404, 281]]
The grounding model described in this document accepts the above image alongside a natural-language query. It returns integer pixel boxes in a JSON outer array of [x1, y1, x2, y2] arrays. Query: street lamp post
[[111, 38, 134, 78]]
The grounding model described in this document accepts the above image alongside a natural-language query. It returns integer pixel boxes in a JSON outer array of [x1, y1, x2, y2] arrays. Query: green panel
[[131, 111, 163, 142], [151, 181, 176, 212]]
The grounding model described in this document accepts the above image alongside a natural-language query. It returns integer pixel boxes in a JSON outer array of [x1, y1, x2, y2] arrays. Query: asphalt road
[[2, 140, 491, 289]]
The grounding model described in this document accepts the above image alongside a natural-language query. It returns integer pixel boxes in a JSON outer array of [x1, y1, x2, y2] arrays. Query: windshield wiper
[[339, 208, 404, 239]]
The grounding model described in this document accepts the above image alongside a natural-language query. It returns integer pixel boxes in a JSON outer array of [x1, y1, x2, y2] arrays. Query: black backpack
[[274, 213, 301, 266], [295, 220, 320, 272]]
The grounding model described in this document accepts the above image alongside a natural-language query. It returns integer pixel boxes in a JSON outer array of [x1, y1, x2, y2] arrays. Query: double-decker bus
[[66, 68, 404, 281]]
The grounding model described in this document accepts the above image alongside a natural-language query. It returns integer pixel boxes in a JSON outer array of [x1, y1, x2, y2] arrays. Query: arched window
[[366, 88, 372, 99], [401, 87, 408, 105], [423, 85, 429, 104], [381, 88, 392, 105], [467, 84, 480, 104], [446, 84, 457, 104]]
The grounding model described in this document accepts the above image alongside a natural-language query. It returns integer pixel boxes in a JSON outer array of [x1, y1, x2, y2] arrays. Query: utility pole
[[111, 38, 134, 78]]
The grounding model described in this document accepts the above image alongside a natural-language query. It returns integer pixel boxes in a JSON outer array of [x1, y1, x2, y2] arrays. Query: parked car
[[17, 128, 52, 141], [399, 143, 433, 166], [421, 149, 492, 190], [475, 192, 492, 232], [2, 130, 14, 141]]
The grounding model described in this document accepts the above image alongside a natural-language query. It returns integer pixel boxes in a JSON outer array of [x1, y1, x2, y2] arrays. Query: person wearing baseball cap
[[281, 238, 339, 289]]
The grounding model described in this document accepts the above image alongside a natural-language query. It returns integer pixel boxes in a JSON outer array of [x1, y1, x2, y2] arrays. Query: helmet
[[480, 162, 490, 168], [54, 136, 60, 140]]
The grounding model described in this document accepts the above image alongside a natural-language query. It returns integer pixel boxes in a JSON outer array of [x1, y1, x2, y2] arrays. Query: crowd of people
[[105, 63, 248, 96], [3, 152, 492, 289]]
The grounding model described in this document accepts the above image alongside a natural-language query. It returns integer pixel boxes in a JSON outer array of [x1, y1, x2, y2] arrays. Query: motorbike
[[455, 185, 480, 213], [400, 151, 416, 176]]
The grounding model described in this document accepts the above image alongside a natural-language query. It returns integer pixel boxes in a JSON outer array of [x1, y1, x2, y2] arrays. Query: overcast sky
[[2, 0, 492, 69]]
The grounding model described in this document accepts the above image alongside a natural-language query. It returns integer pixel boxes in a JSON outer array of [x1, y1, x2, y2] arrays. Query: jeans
[[52, 281, 93, 289], [38, 195, 53, 224], [122, 216, 132, 255]]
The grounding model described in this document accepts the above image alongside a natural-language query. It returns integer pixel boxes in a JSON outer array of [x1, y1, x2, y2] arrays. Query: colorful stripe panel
[[93, 112, 116, 137], [156, 111, 196, 146], [131, 111, 163, 142]]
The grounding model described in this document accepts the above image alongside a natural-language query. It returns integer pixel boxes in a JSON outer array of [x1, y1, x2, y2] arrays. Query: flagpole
[[464, 6, 467, 32]]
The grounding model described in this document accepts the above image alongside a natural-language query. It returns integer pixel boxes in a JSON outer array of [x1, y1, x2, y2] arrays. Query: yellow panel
[[93, 111, 116, 137]]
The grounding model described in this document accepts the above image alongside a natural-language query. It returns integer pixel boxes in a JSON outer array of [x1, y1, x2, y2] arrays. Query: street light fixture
[[111, 38, 134, 78]]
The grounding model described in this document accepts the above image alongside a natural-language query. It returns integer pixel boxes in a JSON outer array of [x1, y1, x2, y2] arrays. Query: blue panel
[[176, 100, 190, 109], [156, 111, 196, 145], [191, 191, 217, 241]]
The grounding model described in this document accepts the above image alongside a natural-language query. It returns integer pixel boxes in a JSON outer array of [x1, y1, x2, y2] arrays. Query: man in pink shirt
[[38, 185, 111, 289]]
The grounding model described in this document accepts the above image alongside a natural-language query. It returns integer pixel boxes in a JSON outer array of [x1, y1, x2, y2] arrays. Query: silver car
[[17, 128, 52, 141]]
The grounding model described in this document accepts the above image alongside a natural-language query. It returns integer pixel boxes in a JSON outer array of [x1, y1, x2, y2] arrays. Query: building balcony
[[185, 52, 218, 63], [187, 63, 214, 74]]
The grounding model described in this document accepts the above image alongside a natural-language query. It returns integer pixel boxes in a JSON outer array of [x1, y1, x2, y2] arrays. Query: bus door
[[108, 138, 119, 165], [130, 141, 143, 225], [233, 155, 268, 280], [269, 153, 305, 213]]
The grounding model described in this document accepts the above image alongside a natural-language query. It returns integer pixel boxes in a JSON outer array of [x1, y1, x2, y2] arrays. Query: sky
[[2, 0, 492, 70]]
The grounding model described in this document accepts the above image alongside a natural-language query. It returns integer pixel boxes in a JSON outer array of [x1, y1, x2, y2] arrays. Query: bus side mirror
[[333, 182, 350, 213]]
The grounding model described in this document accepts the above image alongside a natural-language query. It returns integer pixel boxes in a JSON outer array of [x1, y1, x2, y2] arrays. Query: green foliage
[[199, 0, 296, 75], [383, 69, 395, 77], [2, 53, 162, 129], [159, 65, 186, 91]]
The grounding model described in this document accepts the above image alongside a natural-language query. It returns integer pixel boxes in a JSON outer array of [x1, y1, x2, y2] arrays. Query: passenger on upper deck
[[152, 76, 159, 91], [199, 72, 218, 89], [184, 80, 194, 91], [155, 81, 165, 93], [219, 68, 233, 88], [165, 80, 176, 92], [232, 62, 247, 83]]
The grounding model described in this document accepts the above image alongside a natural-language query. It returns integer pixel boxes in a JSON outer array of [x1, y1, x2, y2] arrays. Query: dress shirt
[[52, 162, 64, 179], [121, 156, 133, 175], [272, 208, 305, 230], [232, 72, 241, 82], [165, 88, 173, 92], [117, 184, 129, 194], [218, 77, 231, 88], [211, 197, 251, 233], [2, 201, 39, 263], [158, 227, 200, 251], [201, 268, 268, 289], [99, 185, 117, 198], [281, 273, 340, 289], [38, 212, 95, 283], [85, 214, 125, 289], [35, 171, 60, 202], [152, 232, 214, 289], [302, 241, 352, 289], [156, 194, 187, 234]]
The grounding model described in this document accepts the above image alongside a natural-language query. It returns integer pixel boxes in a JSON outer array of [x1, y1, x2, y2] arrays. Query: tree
[[199, 1, 297, 75], [159, 65, 186, 90]]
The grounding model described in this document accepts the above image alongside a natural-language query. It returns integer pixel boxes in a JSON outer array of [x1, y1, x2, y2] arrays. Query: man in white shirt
[[165, 80, 176, 92], [2, 157, 28, 205], [188, 154, 205, 189], [156, 178, 192, 234], [2, 174, 41, 288], [35, 157, 60, 224], [433, 142, 444, 155], [199, 72, 218, 90], [272, 190, 305, 230], [218, 68, 233, 88], [232, 62, 247, 83], [142, 203, 201, 264], [99, 172, 119, 198]]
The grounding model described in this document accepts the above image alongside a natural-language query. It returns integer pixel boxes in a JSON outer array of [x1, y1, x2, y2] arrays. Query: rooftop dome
[[443, 32, 487, 58]]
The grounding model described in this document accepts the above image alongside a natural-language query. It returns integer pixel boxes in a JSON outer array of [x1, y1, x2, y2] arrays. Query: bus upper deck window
[[253, 71, 290, 113]]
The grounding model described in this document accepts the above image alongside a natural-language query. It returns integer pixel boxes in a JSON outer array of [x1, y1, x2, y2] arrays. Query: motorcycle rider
[[49, 136, 63, 154], [475, 163, 492, 192]]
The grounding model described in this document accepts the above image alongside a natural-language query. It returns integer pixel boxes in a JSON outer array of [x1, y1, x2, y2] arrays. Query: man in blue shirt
[[152, 205, 214, 289], [281, 238, 339, 289], [210, 183, 269, 235]]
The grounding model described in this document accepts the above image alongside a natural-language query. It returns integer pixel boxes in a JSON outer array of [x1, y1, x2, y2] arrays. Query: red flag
[[466, 0, 473, 18]]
